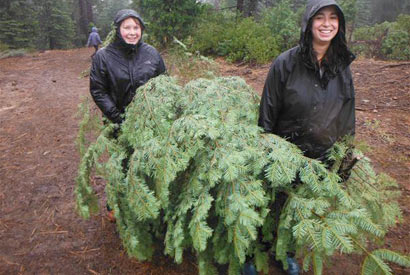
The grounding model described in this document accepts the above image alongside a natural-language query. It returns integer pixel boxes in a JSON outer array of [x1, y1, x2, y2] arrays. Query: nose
[[323, 16, 331, 26]]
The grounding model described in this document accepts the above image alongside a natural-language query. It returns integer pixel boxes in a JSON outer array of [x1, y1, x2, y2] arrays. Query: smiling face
[[120, 17, 142, 45], [311, 6, 339, 48]]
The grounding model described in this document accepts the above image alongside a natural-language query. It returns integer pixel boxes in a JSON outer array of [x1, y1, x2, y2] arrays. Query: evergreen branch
[[312, 251, 324, 275], [372, 249, 410, 268], [294, 206, 321, 250], [75, 76, 404, 274]]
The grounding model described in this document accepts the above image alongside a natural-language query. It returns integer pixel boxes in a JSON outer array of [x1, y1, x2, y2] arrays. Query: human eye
[[330, 14, 338, 20], [314, 14, 324, 20]]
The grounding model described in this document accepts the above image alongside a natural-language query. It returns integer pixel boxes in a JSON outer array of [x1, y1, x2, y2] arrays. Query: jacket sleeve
[[258, 60, 284, 133], [338, 68, 356, 137], [86, 34, 91, 47], [157, 54, 166, 75], [90, 53, 122, 123]]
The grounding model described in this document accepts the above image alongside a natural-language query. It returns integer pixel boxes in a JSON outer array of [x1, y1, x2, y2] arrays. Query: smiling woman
[[311, 5, 339, 61], [120, 17, 142, 45], [257, 0, 356, 274], [89, 9, 166, 125], [89, 9, 167, 222]]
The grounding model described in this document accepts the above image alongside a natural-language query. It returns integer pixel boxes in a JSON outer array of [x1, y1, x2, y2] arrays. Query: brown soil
[[0, 48, 409, 274]]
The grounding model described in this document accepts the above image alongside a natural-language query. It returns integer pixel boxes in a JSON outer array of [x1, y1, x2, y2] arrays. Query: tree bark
[[78, 0, 89, 36], [237, 0, 244, 15], [247, 0, 258, 17], [86, 0, 93, 24], [214, 0, 220, 10]]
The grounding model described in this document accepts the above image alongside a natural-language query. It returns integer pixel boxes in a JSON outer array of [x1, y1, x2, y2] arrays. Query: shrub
[[261, 0, 300, 51], [352, 14, 410, 60], [134, 0, 205, 47], [163, 41, 219, 85], [0, 41, 9, 52], [190, 13, 280, 64], [351, 22, 391, 58], [381, 14, 410, 60], [187, 11, 234, 56]]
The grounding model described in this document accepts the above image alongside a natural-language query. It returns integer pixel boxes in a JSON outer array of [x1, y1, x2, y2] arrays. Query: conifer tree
[[76, 75, 410, 274], [132, 0, 203, 46], [0, 0, 37, 49]]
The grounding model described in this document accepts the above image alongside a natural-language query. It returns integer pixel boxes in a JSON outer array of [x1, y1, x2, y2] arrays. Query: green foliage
[[339, 0, 358, 25], [0, 0, 75, 50], [0, 41, 9, 52], [352, 14, 410, 60], [0, 48, 31, 59], [352, 22, 391, 59], [36, 0, 76, 49], [261, 0, 300, 51], [361, 249, 410, 275], [189, 12, 280, 64], [76, 76, 408, 274], [93, 0, 131, 39], [0, 0, 37, 49], [186, 11, 234, 56], [381, 14, 410, 60], [132, 0, 204, 47], [76, 96, 103, 158], [164, 39, 219, 85]]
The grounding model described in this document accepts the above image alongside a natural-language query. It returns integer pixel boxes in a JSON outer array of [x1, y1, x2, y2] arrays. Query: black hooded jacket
[[90, 9, 166, 123], [258, 0, 355, 159]]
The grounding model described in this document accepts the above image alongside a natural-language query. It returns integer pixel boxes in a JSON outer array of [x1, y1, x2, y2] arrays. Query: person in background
[[89, 9, 166, 221], [245, 0, 356, 274], [86, 26, 102, 57]]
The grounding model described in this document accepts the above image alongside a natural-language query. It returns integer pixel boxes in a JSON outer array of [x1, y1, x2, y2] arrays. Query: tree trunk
[[237, 0, 244, 15], [78, 0, 89, 36], [86, 0, 93, 24], [247, 0, 258, 17], [214, 0, 220, 10]]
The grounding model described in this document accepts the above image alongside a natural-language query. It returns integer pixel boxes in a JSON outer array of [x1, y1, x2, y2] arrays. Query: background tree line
[[0, 0, 409, 61]]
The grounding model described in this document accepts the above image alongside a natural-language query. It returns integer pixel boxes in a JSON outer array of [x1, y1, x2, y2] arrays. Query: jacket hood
[[113, 9, 145, 54], [114, 9, 145, 30], [91, 27, 98, 32], [300, 0, 345, 45]]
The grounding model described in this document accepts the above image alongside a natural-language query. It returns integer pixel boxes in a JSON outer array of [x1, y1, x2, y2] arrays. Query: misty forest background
[[0, 0, 409, 62]]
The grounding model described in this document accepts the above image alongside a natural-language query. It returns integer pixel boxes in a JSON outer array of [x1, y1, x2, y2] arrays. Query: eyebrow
[[315, 11, 338, 16]]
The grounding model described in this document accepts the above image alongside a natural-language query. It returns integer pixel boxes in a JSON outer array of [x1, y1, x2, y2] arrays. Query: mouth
[[319, 30, 333, 34]]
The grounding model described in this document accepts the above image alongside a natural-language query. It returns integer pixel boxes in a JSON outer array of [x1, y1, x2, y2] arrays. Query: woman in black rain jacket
[[90, 9, 166, 124], [258, 0, 355, 161], [89, 9, 166, 222], [250, 1, 356, 274]]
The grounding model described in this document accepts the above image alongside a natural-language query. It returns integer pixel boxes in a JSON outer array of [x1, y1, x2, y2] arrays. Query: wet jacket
[[258, 0, 355, 159], [87, 27, 102, 47], [90, 10, 166, 123]]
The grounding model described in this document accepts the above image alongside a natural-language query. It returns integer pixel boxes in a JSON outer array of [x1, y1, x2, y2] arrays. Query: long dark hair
[[300, 9, 354, 87]]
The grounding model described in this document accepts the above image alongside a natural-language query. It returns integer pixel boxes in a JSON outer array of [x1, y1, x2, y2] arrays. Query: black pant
[[91, 45, 99, 57]]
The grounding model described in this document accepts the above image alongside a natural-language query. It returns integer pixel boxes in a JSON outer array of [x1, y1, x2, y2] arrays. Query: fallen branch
[[380, 62, 410, 69], [39, 230, 68, 234], [0, 256, 20, 266]]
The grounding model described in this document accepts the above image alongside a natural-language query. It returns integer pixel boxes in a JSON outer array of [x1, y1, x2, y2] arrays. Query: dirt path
[[0, 48, 408, 274]]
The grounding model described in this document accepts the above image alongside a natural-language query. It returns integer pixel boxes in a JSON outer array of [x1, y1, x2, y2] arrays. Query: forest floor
[[0, 47, 409, 275]]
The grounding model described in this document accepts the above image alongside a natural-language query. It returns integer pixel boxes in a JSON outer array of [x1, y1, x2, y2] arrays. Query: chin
[[125, 38, 139, 45]]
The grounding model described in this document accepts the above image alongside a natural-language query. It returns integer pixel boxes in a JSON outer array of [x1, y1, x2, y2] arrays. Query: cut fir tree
[[75, 75, 409, 275]]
